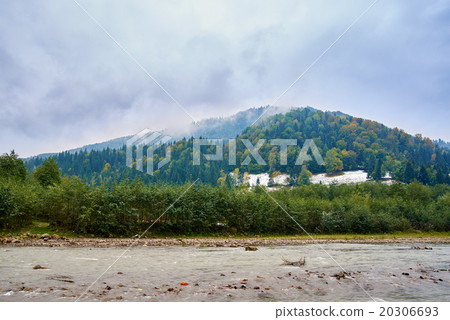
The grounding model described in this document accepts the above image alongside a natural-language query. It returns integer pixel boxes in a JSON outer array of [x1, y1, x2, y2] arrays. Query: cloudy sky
[[1, 0, 449, 157]]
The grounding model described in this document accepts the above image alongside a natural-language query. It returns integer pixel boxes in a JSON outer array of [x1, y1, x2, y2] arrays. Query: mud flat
[[1, 243, 449, 302]]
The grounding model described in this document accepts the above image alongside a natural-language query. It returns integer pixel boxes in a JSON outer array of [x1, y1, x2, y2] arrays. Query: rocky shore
[[1, 241, 449, 302], [1, 234, 449, 248]]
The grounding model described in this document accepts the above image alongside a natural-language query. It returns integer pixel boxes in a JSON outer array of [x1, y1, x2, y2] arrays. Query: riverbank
[[1, 233, 449, 247]]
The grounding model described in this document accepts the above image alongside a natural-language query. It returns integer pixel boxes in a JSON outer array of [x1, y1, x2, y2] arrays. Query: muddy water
[[0, 243, 449, 301]]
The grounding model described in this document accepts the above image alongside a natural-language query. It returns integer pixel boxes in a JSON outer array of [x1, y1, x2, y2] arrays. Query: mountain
[[23, 136, 133, 161], [25, 107, 450, 186], [236, 108, 449, 181], [25, 106, 291, 161]]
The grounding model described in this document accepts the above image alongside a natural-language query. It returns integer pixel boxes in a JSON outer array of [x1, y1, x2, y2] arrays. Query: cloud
[[0, 0, 449, 157]]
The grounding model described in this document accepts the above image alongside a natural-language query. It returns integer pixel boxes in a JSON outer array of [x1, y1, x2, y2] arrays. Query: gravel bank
[[1, 235, 449, 247]]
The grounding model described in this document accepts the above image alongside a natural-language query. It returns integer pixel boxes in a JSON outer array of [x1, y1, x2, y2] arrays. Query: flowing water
[[0, 243, 449, 301]]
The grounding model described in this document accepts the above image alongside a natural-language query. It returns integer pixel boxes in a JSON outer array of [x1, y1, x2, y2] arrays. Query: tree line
[[2, 151, 449, 235]]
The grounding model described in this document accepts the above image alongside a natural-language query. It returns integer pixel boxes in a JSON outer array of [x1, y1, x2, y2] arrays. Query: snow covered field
[[244, 173, 290, 186], [246, 173, 270, 186], [273, 174, 290, 185], [244, 170, 392, 187], [310, 170, 368, 185]]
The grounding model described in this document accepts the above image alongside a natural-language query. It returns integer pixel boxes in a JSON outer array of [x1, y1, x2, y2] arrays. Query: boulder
[[33, 265, 50, 270]]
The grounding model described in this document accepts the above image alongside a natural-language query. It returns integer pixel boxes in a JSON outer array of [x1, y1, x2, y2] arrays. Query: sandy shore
[[1, 235, 449, 247]]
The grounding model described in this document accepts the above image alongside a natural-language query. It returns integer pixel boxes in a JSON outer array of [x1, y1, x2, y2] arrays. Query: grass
[[1, 220, 80, 238], [2, 221, 449, 240]]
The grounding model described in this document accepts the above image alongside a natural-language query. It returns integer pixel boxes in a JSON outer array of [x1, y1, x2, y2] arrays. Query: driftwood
[[48, 275, 74, 283], [281, 257, 305, 266], [331, 271, 350, 280]]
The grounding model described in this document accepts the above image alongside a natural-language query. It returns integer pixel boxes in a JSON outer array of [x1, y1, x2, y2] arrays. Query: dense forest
[[3, 108, 449, 236], [1, 151, 449, 235], [26, 108, 450, 186]]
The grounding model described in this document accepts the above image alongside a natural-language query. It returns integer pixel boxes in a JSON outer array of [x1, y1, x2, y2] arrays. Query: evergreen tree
[[404, 162, 415, 183], [372, 159, 382, 182], [367, 154, 376, 177], [225, 174, 234, 189], [417, 165, 430, 185], [436, 168, 446, 184]]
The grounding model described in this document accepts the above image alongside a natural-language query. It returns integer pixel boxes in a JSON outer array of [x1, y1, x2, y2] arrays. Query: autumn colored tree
[[297, 165, 312, 185], [324, 148, 343, 174]]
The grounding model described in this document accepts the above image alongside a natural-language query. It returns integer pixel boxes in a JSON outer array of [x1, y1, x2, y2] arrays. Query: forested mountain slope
[[25, 108, 450, 186]]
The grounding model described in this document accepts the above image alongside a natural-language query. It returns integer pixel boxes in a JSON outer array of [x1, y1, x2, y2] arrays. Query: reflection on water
[[0, 243, 449, 301]]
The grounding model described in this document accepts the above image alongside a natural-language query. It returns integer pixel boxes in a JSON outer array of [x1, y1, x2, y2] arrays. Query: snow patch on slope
[[273, 174, 290, 185], [246, 173, 270, 186], [310, 170, 368, 185]]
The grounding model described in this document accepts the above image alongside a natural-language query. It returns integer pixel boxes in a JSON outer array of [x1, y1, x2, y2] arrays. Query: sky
[[0, 0, 449, 157]]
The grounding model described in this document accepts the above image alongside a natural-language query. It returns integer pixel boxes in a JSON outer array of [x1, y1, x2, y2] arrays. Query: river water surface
[[1, 243, 449, 301]]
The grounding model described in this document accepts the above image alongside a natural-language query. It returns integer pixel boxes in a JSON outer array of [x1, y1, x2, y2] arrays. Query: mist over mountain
[[25, 106, 293, 160], [185, 106, 295, 139]]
